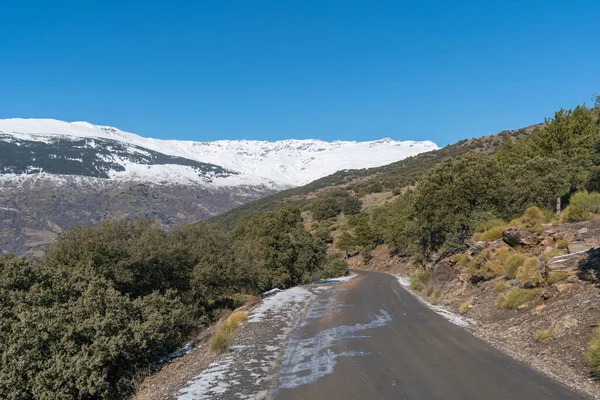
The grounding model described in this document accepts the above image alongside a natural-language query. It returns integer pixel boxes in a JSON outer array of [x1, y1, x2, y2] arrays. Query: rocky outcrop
[[502, 228, 540, 248], [547, 247, 600, 282]]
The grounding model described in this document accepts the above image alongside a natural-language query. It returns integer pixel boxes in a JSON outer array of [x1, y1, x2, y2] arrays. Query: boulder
[[540, 236, 555, 247], [547, 247, 600, 282], [433, 260, 457, 283], [502, 228, 539, 248], [467, 241, 489, 257]]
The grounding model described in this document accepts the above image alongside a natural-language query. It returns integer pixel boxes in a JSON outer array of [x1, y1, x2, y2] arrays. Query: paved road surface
[[274, 270, 589, 400]]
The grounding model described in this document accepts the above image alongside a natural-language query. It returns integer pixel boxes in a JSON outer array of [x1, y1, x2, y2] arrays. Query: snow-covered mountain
[[0, 118, 438, 189], [0, 118, 438, 257]]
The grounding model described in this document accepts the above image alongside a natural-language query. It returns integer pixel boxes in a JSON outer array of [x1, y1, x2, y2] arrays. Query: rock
[[555, 231, 575, 243], [490, 239, 510, 250], [517, 303, 529, 310], [502, 228, 539, 248], [566, 275, 578, 283], [433, 261, 457, 283], [540, 236, 555, 247], [556, 283, 574, 293], [554, 316, 579, 337], [578, 228, 589, 235], [535, 304, 547, 311], [468, 241, 489, 257], [547, 247, 600, 282], [569, 242, 594, 253]]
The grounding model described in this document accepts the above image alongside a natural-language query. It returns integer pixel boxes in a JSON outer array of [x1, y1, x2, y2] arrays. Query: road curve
[[273, 270, 589, 400]]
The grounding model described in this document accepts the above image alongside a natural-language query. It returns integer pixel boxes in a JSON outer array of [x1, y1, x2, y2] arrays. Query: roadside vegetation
[[0, 208, 347, 399], [210, 310, 248, 353]]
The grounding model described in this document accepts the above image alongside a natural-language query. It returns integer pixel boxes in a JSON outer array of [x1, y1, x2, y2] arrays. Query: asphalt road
[[274, 270, 589, 400]]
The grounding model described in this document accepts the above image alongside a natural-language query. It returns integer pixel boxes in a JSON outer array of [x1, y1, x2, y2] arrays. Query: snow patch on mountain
[[0, 118, 438, 189]]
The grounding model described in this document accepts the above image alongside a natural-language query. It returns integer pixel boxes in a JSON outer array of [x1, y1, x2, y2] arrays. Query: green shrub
[[458, 302, 471, 313], [425, 285, 434, 296], [475, 218, 506, 233], [497, 288, 543, 309], [433, 288, 442, 298], [587, 328, 600, 376], [544, 249, 564, 263], [479, 225, 506, 242], [410, 271, 432, 292], [495, 281, 508, 292], [311, 197, 342, 221], [504, 253, 526, 279], [546, 270, 569, 285], [561, 191, 600, 222], [320, 253, 349, 279], [516, 258, 544, 286], [536, 328, 555, 342], [452, 252, 469, 267], [522, 206, 547, 228], [556, 239, 569, 249]]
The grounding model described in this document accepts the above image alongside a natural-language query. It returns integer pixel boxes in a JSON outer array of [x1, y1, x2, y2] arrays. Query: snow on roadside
[[394, 275, 471, 328], [249, 286, 314, 323], [177, 276, 354, 399], [329, 273, 357, 282], [177, 357, 233, 400]]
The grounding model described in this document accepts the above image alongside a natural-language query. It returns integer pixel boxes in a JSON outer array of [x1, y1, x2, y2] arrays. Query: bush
[[546, 270, 569, 285], [497, 288, 543, 309], [468, 248, 508, 281], [410, 271, 432, 292], [544, 249, 564, 263], [320, 253, 349, 279], [458, 302, 470, 313], [495, 281, 508, 292], [311, 197, 342, 221], [587, 328, 600, 377], [210, 323, 234, 353], [516, 258, 544, 286], [210, 311, 248, 353], [479, 225, 506, 242], [0, 258, 193, 400], [475, 218, 506, 233], [504, 253, 526, 279], [361, 247, 372, 265], [433, 288, 442, 298], [561, 191, 600, 222], [522, 206, 547, 228], [536, 328, 555, 342], [452, 252, 469, 267], [556, 239, 570, 249]]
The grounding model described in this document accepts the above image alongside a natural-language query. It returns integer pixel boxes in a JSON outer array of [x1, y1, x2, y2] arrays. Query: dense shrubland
[[0, 208, 346, 399]]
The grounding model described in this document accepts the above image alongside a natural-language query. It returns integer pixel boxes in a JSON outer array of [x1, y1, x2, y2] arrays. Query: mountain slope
[[0, 118, 437, 256], [0, 119, 437, 189], [208, 125, 539, 230]]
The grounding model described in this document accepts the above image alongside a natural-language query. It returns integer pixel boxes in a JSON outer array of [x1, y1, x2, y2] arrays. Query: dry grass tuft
[[210, 310, 248, 353]]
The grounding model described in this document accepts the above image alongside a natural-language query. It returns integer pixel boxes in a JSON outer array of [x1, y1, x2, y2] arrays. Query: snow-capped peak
[[0, 118, 438, 189]]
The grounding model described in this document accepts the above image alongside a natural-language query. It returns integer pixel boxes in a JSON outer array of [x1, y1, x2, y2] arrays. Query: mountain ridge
[[0, 118, 438, 189]]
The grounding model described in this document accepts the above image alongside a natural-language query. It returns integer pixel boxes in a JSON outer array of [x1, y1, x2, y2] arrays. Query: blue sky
[[1, 1, 598, 146]]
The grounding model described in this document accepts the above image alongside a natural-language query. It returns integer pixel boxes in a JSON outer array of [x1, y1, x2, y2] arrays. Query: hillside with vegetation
[[1, 96, 599, 398], [209, 123, 540, 230], [0, 209, 346, 399]]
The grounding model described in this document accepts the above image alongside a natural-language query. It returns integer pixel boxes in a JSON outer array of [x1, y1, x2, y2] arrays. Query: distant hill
[[209, 124, 540, 230]]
